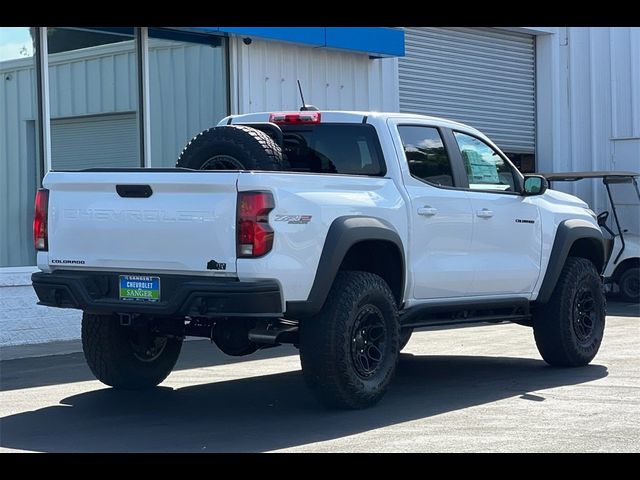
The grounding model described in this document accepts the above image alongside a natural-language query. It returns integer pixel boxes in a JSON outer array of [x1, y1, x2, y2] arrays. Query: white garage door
[[400, 27, 535, 154], [51, 113, 139, 170]]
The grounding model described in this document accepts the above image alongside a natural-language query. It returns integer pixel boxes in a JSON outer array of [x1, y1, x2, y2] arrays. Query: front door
[[451, 131, 542, 296]]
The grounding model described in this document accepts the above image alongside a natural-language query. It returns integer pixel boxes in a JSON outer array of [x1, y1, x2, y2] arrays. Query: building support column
[[136, 27, 151, 167], [35, 27, 51, 179]]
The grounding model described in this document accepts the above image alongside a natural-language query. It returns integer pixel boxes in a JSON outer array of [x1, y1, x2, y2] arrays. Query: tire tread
[[82, 313, 182, 389], [300, 271, 399, 409], [534, 257, 605, 367], [176, 125, 283, 171]]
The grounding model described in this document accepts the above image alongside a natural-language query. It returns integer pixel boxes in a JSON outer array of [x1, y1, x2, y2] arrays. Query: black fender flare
[[536, 219, 605, 304], [285, 216, 405, 319]]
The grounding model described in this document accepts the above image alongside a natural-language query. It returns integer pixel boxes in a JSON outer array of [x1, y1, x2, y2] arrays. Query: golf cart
[[543, 171, 640, 303]]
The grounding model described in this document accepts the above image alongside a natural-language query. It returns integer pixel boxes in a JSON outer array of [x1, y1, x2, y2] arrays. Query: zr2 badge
[[274, 214, 312, 225]]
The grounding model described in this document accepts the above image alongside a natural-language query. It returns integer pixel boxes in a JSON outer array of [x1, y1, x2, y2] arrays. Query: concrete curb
[[0, 336, 206, 361], [1, 339, 83, 361]]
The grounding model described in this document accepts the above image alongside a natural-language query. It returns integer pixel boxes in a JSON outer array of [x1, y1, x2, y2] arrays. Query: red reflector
[[33, 188, 49, 251], [268, 112, 321, 125], [237, 191, 275, 258]]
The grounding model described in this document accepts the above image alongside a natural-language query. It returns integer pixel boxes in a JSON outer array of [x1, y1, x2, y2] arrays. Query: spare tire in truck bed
[[176, 125, 284, 171]]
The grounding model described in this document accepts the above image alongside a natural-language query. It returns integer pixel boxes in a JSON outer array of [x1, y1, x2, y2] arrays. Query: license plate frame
[[119, 275, 160, 303]]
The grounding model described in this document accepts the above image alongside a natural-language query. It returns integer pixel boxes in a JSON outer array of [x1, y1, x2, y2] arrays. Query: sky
[[0, 27, 34, 62]]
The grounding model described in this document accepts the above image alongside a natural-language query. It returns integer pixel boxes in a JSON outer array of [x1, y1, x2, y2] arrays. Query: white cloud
[[418, 138, 442, 149], [0, 42, 34, 62]]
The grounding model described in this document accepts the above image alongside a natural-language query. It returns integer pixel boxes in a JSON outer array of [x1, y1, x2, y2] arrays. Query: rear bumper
[[32, 270, 282, 317]]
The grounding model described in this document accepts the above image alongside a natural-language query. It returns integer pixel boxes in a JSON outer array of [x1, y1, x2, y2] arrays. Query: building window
[[148, 30, 229, 167], [47, 28, 141, 169], [0, 27, 39, 267]]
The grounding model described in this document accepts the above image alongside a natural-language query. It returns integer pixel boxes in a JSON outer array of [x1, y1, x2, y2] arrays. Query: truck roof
[[220, 110, 481, 135]]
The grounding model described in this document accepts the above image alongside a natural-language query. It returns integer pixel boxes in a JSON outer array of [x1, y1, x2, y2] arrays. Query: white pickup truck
[[32, 110, 606, 409]]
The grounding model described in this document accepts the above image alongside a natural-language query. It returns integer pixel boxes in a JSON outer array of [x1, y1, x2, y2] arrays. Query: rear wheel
[[176, 125, 283, 171], [299, 271, 399, 409], [81, 313, 182, 389], [618, 267, 640, 303], [533, 257, 605, 367]]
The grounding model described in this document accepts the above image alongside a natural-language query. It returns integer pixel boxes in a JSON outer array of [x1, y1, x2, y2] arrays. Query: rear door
[[389, 120, 475, 298], [44, 170, 239, 276]]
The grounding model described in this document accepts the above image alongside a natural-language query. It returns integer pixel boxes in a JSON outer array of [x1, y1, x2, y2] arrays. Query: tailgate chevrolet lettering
[[62, 208, 216, 223]]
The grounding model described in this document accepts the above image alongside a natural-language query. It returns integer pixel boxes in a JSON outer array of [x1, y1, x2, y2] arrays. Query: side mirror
[[522, 175, 548, 196]]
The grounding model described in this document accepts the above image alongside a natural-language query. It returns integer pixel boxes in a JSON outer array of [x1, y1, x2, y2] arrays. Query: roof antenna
[[298, 80, 319, 111]]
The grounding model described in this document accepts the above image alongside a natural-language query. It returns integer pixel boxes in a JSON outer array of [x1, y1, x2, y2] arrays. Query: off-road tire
[[299, 271, 399, 409], [534, 257, 605, 367], [82, 313, 182, 389], [176, 125, 283, 171]]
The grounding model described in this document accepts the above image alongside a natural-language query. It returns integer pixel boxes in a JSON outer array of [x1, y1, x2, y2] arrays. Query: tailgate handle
[[116, 185, 153, 198]]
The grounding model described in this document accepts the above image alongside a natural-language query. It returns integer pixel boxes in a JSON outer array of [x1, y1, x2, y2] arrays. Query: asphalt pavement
[[1, 300, 638, 452]]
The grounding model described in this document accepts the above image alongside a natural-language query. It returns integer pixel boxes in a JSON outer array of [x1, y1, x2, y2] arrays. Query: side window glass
[[453, 131, 516, 192], [398, 126, 454, 187]]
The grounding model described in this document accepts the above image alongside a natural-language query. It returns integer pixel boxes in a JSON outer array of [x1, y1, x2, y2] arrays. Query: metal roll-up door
[[399, 27, 535, 154], [51, 113, 139, 170]]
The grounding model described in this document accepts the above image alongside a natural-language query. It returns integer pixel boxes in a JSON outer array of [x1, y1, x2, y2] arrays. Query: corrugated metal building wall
[[0, 57, 37, 267], [536, 27, 640, 235], [148, 39, 227, 167], [231, 37, 399, 114], [47, 39, 229, 169], [47, 42, 138, 118], [46, 41, 141, 169]]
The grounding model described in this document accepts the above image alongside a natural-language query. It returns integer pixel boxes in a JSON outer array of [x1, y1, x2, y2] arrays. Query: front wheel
[[299, 271, 399, 409], [533, 257, 605, 367], [81, 313, 183, 389]]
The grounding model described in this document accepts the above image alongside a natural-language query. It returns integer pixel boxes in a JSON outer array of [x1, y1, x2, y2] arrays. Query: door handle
[[476, 208, 494, 218], [418, 206, 438, 216]]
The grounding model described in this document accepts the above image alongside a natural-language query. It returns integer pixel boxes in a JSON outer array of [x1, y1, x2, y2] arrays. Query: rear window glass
[[280, 124, 385, 176]]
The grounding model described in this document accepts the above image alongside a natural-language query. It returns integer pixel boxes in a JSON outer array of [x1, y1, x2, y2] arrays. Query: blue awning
[[178, 27, 404, 58]]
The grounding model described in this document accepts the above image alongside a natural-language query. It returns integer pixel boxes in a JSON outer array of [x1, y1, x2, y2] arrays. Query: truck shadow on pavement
[[605, 298, 640, 318], [0, 354, 607, 452], [0, 341, 297, 392]]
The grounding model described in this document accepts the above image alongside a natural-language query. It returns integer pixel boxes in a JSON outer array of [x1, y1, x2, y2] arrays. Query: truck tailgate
[[43, 171, 239, 275]]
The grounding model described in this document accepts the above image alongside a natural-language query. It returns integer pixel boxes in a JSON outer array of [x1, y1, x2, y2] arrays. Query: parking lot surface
[[1, 301, 638, 452]]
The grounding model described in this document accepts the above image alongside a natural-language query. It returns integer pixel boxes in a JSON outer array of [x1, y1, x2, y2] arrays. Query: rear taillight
[[237, 191, 275, 258], [33, 188, 49, 251], [268, 112, 321, 125]]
